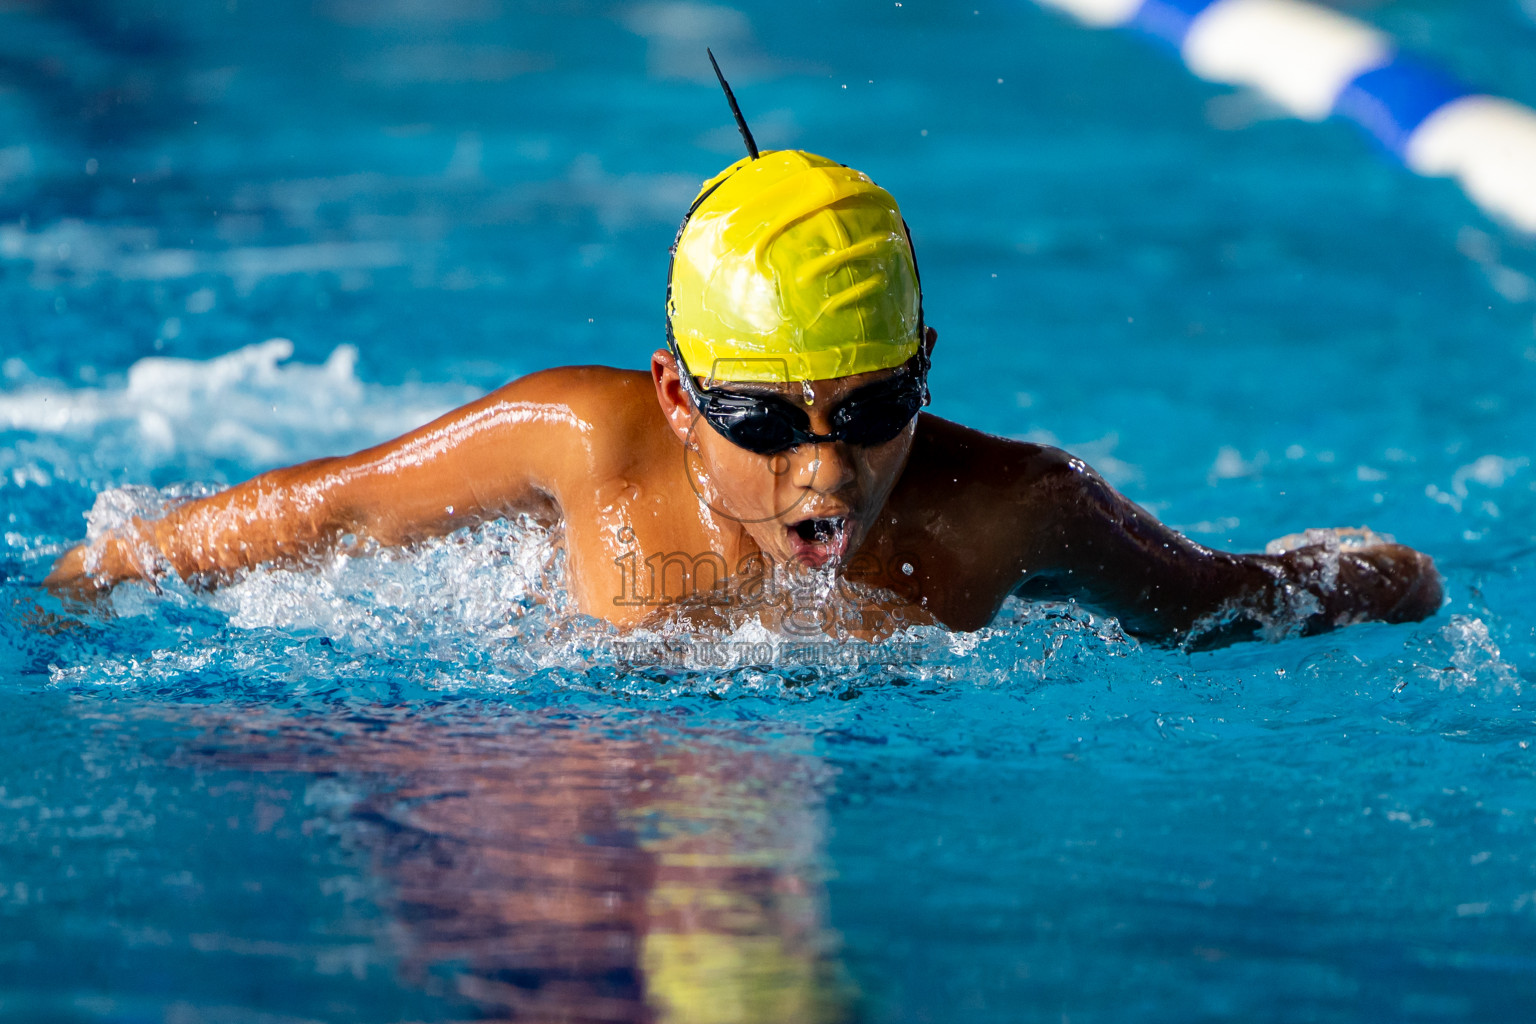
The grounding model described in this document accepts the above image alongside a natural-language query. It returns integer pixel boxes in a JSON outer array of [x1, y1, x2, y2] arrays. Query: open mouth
[[793, 516, 845, 543], [785, 515, 850, 566]]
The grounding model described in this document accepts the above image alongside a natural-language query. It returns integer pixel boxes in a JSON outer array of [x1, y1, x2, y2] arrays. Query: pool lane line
[[1030, 0, 1536, 236]]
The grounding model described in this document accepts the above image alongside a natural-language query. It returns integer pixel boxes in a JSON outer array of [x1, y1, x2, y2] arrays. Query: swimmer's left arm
[[1014, 450, 1443, 646], [43, 366, 605, 598]]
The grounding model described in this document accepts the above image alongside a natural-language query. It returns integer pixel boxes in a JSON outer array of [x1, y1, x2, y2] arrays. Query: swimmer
[[46, 58, 1442, 646]]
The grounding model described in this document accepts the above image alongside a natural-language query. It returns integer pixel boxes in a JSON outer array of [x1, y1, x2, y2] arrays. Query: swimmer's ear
[[923, 325, 938, 358], [651, 348, 697, 445]]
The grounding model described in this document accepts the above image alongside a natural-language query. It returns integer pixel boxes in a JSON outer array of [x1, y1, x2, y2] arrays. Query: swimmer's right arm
[[45, 367, 610, 598]]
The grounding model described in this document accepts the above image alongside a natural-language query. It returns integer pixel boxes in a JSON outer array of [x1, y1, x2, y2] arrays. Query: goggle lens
[[712, 404, 800, 455], [695, 372, 925, 455]]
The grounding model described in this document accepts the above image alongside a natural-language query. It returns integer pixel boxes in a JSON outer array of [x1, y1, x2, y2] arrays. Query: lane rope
[[1032, 0, 1536, 234]]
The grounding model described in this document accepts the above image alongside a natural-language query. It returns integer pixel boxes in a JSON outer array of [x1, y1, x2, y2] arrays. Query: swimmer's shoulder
[[486, 364, 651, 410], [907, 413, 1092, 495], [901, 414, 1110, 542], [479, 365, 656, 426], [478, 365, 671, 465]]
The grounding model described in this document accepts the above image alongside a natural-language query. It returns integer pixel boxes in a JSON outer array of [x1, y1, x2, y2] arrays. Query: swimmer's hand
[[46, 543, 105, 601], [44, 525, 164, 603], [1265, 531, 1443, 631], [1016, 452, 1444, 648]]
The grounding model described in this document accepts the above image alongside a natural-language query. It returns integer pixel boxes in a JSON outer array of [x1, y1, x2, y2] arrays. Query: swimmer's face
[[652, 346, 927, 569]]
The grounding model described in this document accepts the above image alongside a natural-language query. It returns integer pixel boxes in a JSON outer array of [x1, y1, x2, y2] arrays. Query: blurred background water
[[4, 0, 1536, 1021]]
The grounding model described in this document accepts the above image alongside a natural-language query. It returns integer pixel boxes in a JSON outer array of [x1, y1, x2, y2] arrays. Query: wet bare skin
[[46, 334, 1443, 644]]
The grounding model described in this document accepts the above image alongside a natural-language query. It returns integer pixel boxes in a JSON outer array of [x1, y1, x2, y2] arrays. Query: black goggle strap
[[664, 177, 727, 412], [900, 216, 931, 406], [665, 172, 728, 395], [667, 332, 712, 416]]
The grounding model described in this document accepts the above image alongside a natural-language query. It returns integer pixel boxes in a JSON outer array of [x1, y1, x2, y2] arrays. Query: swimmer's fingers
[[42, 550, 120, 616], [1369, 545, 1444, 623], [43, 544, 102, 599], [1331, 544, 1444, 626], [43, 535, 163, 604]]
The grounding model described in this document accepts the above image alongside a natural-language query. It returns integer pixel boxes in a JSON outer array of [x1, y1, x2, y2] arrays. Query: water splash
[[1411, 614, 1522, 695], [24, 484, 1158, 703], [0, 340, 476, 485]]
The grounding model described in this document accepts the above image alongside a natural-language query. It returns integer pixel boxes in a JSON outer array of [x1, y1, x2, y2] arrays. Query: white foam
[[47, 516, 586, 691], [1434, 615, 1521, 694], [209, 516, 566, 639], [1182, 0, 1392, 121], [0, 340, 475, 475], [80, 484, 180, 545], [1424, 454, 1529, 513], [1208, 445, 1267, 482]]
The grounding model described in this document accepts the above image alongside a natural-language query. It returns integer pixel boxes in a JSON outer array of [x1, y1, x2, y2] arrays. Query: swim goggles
[[668, 336, 930, 456]]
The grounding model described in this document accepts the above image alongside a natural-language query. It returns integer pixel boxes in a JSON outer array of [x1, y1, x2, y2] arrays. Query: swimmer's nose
[[793, 442, 855, 494]]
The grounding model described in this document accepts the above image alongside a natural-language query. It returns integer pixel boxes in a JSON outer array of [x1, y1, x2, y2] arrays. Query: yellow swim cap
[[666, 150, 923, 384]]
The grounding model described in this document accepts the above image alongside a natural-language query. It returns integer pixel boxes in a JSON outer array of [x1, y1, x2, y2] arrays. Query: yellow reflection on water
[[180, 707, 854, 1023], [638, 751, 852, 1024]]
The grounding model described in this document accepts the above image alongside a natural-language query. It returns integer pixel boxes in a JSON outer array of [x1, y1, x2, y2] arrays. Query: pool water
[[5, 0, 1536, 1020]]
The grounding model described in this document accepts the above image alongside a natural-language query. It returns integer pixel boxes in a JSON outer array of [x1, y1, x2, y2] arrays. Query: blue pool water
[[5, 0, 1536, 1020]]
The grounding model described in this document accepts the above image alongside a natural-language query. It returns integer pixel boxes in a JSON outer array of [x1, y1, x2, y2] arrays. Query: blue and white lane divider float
[[1032, 0, 1536, 235]]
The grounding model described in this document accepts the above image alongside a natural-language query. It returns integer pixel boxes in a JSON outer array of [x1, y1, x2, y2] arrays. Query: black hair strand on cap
[[707, 48, 759, 160]]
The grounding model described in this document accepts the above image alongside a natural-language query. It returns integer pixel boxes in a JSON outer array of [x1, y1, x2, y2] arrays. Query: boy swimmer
[[46, 66, 1442, 645]]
